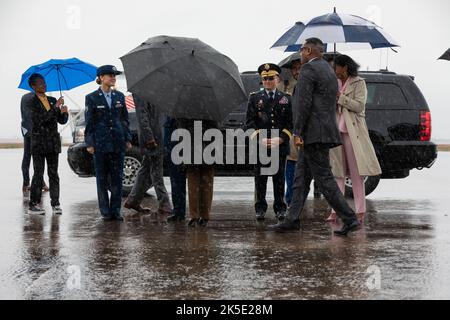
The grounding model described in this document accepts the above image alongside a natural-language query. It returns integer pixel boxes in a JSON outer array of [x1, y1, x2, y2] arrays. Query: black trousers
[[30, 153, 60, 207], [22, 136, 32, 187], [254, 156, 287, 214], [286, 144, 357, 225]]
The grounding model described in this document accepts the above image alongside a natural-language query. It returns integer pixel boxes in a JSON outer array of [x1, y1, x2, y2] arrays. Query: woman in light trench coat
[[328, 55, 381, 223]]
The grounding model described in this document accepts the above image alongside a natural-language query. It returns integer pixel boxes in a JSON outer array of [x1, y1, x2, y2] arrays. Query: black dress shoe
[[334, 220, 360, 237], [188, 218, 199, 226], [269, 220, 300, 233], [102, 216, 115, 221], [276, 211, 286, 221], [167, 214, 186, 222], [198, 218, 209, 227], [113, 215, 125, 222], [255, 212, 266, 221], [124, 201, 151, 214]]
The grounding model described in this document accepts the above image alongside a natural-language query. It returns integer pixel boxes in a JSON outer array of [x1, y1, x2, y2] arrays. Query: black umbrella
[[278, 51, 340, 69], [120, 35, 247, 122], [278, 52, 301, 69], [438, 48, 450, 61]]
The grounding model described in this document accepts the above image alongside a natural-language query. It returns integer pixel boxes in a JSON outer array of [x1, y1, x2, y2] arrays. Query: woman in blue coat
[[84, 65, 132, 221]]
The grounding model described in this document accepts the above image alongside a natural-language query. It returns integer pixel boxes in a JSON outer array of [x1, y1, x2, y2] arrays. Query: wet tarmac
[[0, 148, 449, 300]]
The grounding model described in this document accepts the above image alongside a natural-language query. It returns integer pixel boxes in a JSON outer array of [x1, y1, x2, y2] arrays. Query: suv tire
[[344, 175, 381, 198], [122, 146, 143, 196]]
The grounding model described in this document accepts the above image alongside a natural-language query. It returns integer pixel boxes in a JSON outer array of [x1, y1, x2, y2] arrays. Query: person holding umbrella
[[124, 94, 172, 217], [27, 73, 68, 214], [20, 91, 49, 197], [85, 65, 132, 221]]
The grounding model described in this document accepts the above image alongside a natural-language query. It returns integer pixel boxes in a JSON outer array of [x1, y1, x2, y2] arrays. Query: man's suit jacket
[[292, 58, 341, 148], [132, 94, 165, 157], [29, 94, 68, 155]]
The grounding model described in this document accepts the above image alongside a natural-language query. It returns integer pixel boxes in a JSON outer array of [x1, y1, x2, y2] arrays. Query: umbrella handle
[[334, 43, 337, 71], [56, 65, 62, 97]]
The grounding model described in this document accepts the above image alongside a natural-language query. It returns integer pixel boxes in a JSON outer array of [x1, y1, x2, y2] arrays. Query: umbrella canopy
[[278, 52, 301, 69], [120, 35, 247, 122], [271, 8, 399, 52], [18, 58, 97, 95], [438, 48, 450, 61]]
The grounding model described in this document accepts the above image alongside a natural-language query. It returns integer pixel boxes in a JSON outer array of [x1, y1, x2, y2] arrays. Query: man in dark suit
[[269, 38, 360, 236], [124, 94, 171, 216], [85, 65, 132, 221], [246, 63, 293, 221], [27, 73, 69, 215]]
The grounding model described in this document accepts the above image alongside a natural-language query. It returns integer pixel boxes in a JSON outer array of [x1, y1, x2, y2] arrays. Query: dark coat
[[133, 95, 165, 156], [245, 89, 293, 157], [84, 88, 132, 153], [292, 58, 342, 148], [29, 94, 68, 155], [20, 92, 35, 137]]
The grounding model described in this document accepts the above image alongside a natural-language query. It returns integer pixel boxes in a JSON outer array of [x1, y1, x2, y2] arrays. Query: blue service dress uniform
[[85, 88, 132, 218], [245, 89, 293, 218]]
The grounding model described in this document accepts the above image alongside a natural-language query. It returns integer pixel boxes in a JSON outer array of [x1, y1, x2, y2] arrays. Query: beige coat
[[330, 76, 382, 178]]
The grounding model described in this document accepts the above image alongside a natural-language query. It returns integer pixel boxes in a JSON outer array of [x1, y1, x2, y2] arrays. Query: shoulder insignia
[[279, 96, 289, 105]]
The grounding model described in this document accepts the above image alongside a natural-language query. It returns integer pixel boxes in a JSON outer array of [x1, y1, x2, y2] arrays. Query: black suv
[[67, 70, 438, 197]]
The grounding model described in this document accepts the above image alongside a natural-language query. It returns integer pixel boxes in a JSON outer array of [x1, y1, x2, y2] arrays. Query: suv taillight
[[420, 111, 431, 141]]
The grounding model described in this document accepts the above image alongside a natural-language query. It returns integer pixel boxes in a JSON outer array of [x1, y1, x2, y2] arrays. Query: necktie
[[105, 93, 112, 108], [269, 91, 274, 102]]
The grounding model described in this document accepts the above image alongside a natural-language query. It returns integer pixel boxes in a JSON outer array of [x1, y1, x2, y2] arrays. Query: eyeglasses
[[262, 77, 275, 81]]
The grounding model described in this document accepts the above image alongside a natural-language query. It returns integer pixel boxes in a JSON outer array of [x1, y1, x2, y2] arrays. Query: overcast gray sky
[[1, 0, 449, 141]]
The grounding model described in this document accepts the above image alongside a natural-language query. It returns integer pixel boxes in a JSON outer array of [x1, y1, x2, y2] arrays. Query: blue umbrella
[[271, 7, 399, 52], [18, 57, 97, 95]]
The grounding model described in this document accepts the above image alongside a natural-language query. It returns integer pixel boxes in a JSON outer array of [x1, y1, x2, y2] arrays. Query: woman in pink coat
[[327, 55, 382, 223]]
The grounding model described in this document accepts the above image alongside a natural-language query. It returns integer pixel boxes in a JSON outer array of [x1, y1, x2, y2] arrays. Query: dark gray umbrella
[[438, 48, 450, 61], [120, 35, 247, 122], [278, 52, 301, 69], [278, 51, 340, 69]]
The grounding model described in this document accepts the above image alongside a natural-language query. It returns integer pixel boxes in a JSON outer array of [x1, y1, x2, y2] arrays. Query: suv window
[[366, 83, 408, 108]]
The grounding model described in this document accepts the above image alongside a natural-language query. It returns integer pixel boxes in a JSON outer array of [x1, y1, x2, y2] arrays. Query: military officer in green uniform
[[245, 63, 293, 221]]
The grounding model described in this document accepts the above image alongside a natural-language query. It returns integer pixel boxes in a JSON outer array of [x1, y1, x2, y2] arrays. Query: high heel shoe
[[326, 212, 338, 222]]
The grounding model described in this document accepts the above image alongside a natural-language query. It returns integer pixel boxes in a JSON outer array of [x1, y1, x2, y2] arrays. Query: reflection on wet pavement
[[0, 149, 449, 299]]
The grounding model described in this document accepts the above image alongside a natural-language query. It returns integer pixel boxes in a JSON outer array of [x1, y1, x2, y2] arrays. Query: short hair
[[335, 55, 360, 77], [304, 37, 325, 53], [28, 73, 44, 88]]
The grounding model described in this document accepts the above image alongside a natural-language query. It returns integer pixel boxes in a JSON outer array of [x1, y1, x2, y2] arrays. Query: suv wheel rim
[[123, 156, 141, 187]]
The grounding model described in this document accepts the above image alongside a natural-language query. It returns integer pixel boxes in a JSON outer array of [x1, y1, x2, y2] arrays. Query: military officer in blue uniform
[[245, 63, 293, 222], [85, 65, 132, 221]]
